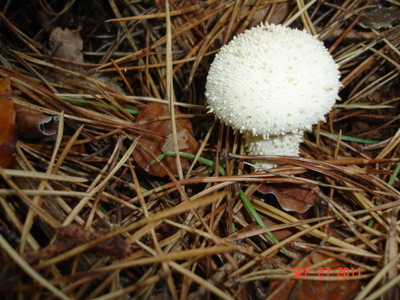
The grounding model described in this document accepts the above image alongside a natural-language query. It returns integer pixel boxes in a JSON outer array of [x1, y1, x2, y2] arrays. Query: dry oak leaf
[[258, 182, 319, 213], [49, 27, 83, 73], [15, 105, 59, 141], [48, 27, 125, 94], [228, 214, 301, 244], [24, 224, 130, 264], [358, 6, 400, 30], [0, 78, 17, 168], [242, 1, 291, 28], [269, 253, 361, 300], [133, 102, 199, 177]]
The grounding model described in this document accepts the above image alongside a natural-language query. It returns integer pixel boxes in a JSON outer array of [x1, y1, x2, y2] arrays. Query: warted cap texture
[[205, 24, 341, 137]]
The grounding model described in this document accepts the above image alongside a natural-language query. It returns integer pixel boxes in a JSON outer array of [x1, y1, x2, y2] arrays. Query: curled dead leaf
[[49, 27, 83, 73], [0, 78, 17, 168], [15, 105, 59, 141], [269, 253, 361, 300], [62, 136, 85, 156], [133, 102, 199, 177], [48, 27, 125, 94], [228, 215, 299, 243], [258, 182, 319, 213], [358, 6, 400, 30], [241, 2, 290, 27], [24, 224, 130, 264]]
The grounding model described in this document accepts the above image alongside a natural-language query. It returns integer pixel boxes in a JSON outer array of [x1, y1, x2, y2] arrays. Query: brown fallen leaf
[[228, 215, 299, 243], [61, 136, 85, 156], [15, 105, 59, 141], [133, 102, 199, 177], [240, 1, 291, 28], [358, 6, 400, 30], [48, 27, 125, 94], [269, 252, 361, 300], [49, 27, 84, 73], [188, 252, 246, 299], [258, 182, 319, 213], [0, 78, 17, 168], [24, 224, 130, 264], [62, 224, 131, 258]]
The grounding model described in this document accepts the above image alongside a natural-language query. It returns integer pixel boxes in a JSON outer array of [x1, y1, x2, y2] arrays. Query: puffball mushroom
[[205, 24, 341, 170]]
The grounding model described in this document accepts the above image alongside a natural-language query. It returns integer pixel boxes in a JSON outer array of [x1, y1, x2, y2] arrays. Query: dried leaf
[[62, 136, 85, 156], [15, 105, 59, 141], [48, 27, 123, 94], [23, 241, 71, 265], [133, 102, 199, 177], [49, 27, 83, 72], [24, 224, 130, 264], [242, 2, 291, 27], [57, 224, 93, 241], [269, 253, 361, 300], [0, 78, 17, 168], [268, 2, 291, 25], [358, 6, 400, 30], [229, 215, 299, 243], [258, 182, 318, 213], [0, 247, 19, 294]]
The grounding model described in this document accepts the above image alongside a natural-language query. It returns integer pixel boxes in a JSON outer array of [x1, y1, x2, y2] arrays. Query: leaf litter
[[0, 78, 17, 168], [0, 1, 399, 299]]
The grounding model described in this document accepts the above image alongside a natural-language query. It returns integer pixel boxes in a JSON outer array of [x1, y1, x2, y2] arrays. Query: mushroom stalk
[[244, 131, 304, 170]]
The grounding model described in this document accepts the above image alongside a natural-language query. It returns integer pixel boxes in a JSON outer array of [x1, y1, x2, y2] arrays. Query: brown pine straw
[[0, 0, 399, 299]]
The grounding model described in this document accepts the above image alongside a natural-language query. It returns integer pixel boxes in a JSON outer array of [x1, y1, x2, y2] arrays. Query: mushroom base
[[244, 132, 304, 170]]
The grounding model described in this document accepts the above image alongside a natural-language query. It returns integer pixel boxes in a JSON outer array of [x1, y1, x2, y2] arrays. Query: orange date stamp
[[292, 267, 361, 278]]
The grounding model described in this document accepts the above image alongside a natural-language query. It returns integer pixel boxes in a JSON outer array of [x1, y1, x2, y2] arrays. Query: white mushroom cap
[[205, 24, 341, 137]]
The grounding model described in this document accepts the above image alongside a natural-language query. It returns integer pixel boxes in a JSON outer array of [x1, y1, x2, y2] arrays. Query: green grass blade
[[148, 151, 226, 176], [60, 96, 139, 115], [307, 130, 380, 144], [239, 190, 287, 253], [388, 162, 400, 186]]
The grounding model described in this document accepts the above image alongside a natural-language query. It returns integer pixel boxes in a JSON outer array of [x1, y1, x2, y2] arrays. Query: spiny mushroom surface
[[205, 24, 341, 169]]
